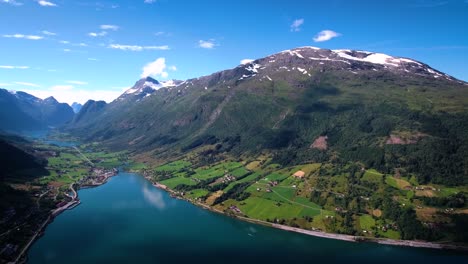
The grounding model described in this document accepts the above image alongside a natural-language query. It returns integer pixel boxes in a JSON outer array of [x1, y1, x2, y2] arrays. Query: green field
[[359, 215, 376, 230], [155, 160, 192, 172], [187, 189, 210, 199], [362, 169, 383, 183], [160, 177, 197, 189], [235, 197, 322, 220]]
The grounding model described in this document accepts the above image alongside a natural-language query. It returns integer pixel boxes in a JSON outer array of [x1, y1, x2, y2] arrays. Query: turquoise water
[[16, 130, 77, 147], [42, 140, 77, 147], [27, 172, 467, 264]]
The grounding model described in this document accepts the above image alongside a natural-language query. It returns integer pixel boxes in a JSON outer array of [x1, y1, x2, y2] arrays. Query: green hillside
[[65, 47, 468, 243]]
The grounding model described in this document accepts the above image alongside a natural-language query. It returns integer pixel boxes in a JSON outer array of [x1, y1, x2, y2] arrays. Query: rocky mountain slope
[[66, 46, 468, 185], [0, 89, 75, 132]]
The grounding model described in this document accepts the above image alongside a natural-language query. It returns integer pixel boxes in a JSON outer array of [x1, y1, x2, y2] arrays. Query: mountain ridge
[[0, 89, 75, 132], [65, 46, 468, 188]]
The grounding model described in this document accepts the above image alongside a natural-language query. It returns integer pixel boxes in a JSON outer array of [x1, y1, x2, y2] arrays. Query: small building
[[293, 170, 305, 178]]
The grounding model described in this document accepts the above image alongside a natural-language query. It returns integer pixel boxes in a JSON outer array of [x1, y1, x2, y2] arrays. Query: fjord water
[[28, 172, 466, 264]]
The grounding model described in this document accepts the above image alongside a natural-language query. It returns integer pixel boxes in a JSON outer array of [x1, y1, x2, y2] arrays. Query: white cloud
[[290, 18, 304, 32], [13, 81, 41, 87], [108, 44, 169, 51], [100, 24, 119, 31], [141, 58, 169, 78], [144, 0, 157, 3], [88, 31, 107, 37], [0, 65, 29, 69], [63, 49, 71, 52], [51, 85, 74, 91], [88, 58, 99, 61], [66, 80, 88, 85], [154, 31, 165, 36], [21, 88, 123, 104], [240, 59, 254, 65], [313, 30, 341, 42], [199, 40, 216, 49], [1, 0, 23, 6], [168, 65, 177, 71], [42, 30, 56, 36], [59, 40, 87, 47], [142, 184, 166, 209], [3, 34, 43, 40], [37, 0, 56, 7]]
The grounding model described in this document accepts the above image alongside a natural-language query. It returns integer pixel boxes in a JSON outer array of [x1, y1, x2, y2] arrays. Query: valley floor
[[146, 174, 468, 252], [131, 151, 468, 249]]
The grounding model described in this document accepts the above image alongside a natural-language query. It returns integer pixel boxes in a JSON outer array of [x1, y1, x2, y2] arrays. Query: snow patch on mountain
[[282, 49, 305, 59], [245, 63, 261, 73], [332, 50, 423, 68]]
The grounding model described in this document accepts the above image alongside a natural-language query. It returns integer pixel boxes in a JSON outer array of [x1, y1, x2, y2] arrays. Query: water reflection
[[142, 182, 166, 210]]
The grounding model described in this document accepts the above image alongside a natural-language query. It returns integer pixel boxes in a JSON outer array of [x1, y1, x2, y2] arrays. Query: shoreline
[[148, 178, 468, 252], [14, 171, 117, 264], [14, 169, 467, 263]]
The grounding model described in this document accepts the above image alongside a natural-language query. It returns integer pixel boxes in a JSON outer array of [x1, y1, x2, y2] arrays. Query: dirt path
[[13, 216, 51, 263], [73, 146, 94, 166]]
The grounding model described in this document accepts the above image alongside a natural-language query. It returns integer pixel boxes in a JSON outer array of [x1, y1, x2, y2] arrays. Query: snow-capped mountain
[[0, 89, 75, 132], [67, 45, 467, 159], [230, 46, 460, 83], [118, 76, 184, 101]]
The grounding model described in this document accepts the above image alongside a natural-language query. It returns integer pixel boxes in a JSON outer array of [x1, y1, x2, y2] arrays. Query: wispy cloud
[[100, 24, 119, 31], [144, 0, 157, 3], [3, 34, 43, 40], [37, 0, 57, 7], [0, 65, 29, 69], [240, 59, 254, 65], [108, 44, 169, 51], [88, 58, 99, 61], [290, 18, 304, 32], [155, 31, 165, 36], [41, 30, 56, 36], [1, 0, 23, 6], [88, 31, 107, 37], [198, 40, 216, 49], [313, 30, 341, 42], [58, 40, 87, 47], [66, 80, 88, 85], [141, 58, 169, 78], [13, 81, 41, 87]]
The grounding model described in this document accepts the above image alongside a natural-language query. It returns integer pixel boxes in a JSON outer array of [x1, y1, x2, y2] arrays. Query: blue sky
[[0, 0, 467, 104]]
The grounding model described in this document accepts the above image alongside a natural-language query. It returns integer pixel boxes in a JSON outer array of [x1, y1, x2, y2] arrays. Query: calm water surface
[[28, 172, 468, 264]]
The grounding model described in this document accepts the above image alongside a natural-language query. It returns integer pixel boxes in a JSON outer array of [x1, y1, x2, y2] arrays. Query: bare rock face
[[386, 133, 425, 145], [311, 136, 328, 150]]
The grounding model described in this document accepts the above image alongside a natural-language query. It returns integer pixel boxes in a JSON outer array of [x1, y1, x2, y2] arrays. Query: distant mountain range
[[0, 89, 75, 132], [71, 102, 82, 113], [2, 46, 467, 185], [65, 46, 467, 185]]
